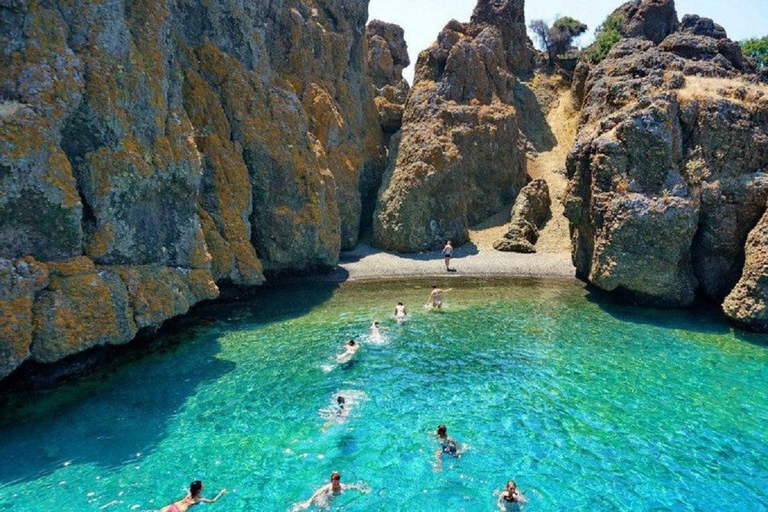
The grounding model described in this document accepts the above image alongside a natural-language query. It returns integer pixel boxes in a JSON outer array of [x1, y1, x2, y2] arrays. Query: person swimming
[[434, 424, 461, 469], [395, 302, 407, 322], [335, 395, 346, 416], [295, 471, 366, 510], [160, 480, 226, 512], [335, 339, 360, 363], [370, 320, 381, 332], [497, 480, 527, 510], [427, 285, 452, 309]]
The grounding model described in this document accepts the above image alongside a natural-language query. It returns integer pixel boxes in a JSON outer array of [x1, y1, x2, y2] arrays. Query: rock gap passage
[[1, 0, 768, 406]]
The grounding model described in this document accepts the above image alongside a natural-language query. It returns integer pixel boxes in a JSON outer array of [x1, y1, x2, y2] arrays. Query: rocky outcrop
[[494, 179, 551, 253], [723, 205, 768, 330], [0, 0, 385, 379], [564, 0, 768, 311], [372, 0, 533, 252], [366, 21, 411, 134], [617, 0, 678, 44]]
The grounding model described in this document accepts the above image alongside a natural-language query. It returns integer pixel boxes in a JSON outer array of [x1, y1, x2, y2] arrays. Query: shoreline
[[274, 243, 577, 284]]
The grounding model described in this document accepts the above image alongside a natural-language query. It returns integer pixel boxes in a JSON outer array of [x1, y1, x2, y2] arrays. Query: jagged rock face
[[470, 0, 532, 71], [564, 1, 768, 309], [366, 20, 411, 134], [723, 205, 768, 330], [494, 179, 551, 253], [617, 0, 678, 45], [372, 1, 530, 252], [0, 0, 384, 379]]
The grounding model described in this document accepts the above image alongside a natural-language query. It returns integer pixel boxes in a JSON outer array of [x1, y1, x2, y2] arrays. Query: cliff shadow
[[513, 81, 557, 153], [0, 326, 234, 485], [0, 280, 342, 485], [584, 286, 734, 336]]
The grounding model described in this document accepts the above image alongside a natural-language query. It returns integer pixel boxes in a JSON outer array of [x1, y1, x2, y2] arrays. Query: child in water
[[434, 424, 461, 469], [395, 302, 407, 322]]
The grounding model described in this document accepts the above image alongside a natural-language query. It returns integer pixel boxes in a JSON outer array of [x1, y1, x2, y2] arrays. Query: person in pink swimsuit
[[161, 480, 226, 512]]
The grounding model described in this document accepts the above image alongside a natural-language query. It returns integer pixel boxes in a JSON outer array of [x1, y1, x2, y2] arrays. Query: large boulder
[[372, 0, 532, 252], [494, 179, 551, 253], [723, 205, 768, 330], [564, 0, 768, 310], [617, 0, 678, 45]]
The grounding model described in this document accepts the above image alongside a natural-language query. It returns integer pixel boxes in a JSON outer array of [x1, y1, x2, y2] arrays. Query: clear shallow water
[[1, 278, 768, 512]]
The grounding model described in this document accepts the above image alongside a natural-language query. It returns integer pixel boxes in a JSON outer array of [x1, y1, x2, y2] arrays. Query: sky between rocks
[[368, 0, 768, 84]]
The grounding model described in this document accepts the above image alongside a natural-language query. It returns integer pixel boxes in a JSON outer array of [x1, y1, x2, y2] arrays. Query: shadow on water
[[585, 286, 768, 345], [0, 280, 343, 485], [0, 330, 234, 485]]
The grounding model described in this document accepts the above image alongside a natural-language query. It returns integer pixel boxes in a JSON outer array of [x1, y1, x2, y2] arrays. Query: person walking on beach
[[160, 480, 226, 512], [427, 285, 452, 309], [441, 241, 454, 271]]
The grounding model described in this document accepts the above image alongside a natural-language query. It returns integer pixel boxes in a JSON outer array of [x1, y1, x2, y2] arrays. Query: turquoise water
[[1, 278, 768, 511]]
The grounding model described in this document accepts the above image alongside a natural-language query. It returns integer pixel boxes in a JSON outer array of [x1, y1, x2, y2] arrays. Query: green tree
[[583, 11, 627, 64], [741, 36, 768, 69], [529, 16, 588, 64]]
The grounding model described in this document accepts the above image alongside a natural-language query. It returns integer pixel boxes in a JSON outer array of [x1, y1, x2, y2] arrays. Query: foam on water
[[0, 279, 767, 511]]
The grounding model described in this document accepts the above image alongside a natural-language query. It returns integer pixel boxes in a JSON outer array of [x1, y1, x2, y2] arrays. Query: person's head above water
[[190, 480, 203, 497], [397, 302, 403, 306], [347, 339, 356, 346], [331, 471, 341, 482], [436, 425, 447, 437], [506, 480, 517, 491], [337, 396, 345, 405], [374, 321, 380, 327]]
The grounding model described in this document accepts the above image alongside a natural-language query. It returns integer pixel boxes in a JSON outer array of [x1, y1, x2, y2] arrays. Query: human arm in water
[[197, 489, 227, 504]]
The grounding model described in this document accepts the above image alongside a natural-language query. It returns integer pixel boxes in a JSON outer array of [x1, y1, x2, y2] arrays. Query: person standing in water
[[296, 471, 365, 510], [395, 302, 407, 322], [336, 339, 359, 363], [434, 424, 461, 469], [160, 480, 226, 512], [441, 240, 454, 271], [497, 480, 527, 510], [427, 285, 453, 309]]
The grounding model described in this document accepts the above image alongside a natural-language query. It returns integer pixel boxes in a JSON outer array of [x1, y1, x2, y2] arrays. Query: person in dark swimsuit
[[497, 480, 527, 510], [434, 424, 461, 469]]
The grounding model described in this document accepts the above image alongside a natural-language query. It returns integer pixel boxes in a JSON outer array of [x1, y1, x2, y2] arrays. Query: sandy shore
[[295, 242, 576, 283]]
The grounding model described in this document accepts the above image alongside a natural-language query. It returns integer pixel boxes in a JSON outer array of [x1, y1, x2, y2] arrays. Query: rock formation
[[372, 0, 534, 252], [366, 20, 411, 135], [0, 0, 385, 380], [564, 0, 768, 311], [494, 179, 551, 253]]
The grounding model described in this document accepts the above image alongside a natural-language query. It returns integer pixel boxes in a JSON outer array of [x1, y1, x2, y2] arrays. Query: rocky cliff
[[0, 0, 384, 380], [564, 0, 768, 316], [372, 0, 534, 252]]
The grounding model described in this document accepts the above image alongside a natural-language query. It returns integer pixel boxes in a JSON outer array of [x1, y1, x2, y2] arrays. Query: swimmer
[[322, 396, 350, 431], [295, 472, 366, 510], [497, 480, 527, 510], [160, 480, 226, 512], [434, 424, 461, 469], [395, 302, 407, 322], [426, 285, 452, 309], [335, 339, 360, 363], [370, 320, 381, 333]]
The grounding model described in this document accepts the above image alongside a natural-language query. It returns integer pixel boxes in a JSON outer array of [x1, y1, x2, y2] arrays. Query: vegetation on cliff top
[[583, 11, 627, 64], [741, 36, 768, 69]]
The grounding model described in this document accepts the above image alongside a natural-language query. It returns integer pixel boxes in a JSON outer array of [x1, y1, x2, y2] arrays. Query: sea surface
[[0, 278, 767, 511]]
